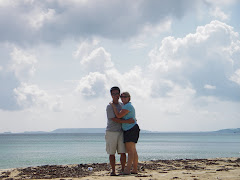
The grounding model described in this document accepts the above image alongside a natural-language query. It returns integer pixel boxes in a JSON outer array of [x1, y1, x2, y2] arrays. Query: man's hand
[[126, 118, 135, 124], [112, 118, 135, 124]]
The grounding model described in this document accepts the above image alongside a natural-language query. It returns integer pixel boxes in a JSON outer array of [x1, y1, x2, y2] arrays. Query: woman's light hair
[[121, 92, 131, 102]]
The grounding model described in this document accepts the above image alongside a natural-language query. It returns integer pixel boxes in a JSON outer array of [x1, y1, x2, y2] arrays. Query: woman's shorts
[[124, 124, 140, 143]]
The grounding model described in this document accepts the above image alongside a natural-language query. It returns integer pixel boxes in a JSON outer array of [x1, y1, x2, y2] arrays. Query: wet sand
[[1, 157, 240, 180]]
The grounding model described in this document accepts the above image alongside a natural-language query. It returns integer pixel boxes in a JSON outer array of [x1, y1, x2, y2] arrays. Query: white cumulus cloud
[[230, 69, 240, 85], [148, 20, 240, 100], [80, 47, 114, 73], [10, 47, 37, 81], [76, 72, 108, 97], [73, 39, 100, 59], [14, 83, 62, 111], [27, 8, 55, 29], [204, 84, 216, 90], [209, 7, 229, 21]]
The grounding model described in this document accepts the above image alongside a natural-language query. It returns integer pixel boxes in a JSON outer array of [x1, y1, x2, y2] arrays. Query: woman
[[110, 92, 140, 175]]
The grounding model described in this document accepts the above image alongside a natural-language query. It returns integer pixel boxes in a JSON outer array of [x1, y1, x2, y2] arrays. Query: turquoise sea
[[0, 133, 240, 169]]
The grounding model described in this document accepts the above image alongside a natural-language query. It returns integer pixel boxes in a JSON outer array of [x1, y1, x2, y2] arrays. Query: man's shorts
[[105, 131, 126, 155], [124, 124, 140, 143]]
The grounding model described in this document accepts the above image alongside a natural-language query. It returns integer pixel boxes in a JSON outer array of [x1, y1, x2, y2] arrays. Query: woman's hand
[[109, 101, 114, 106], [109, 102, 116, 109], [109, 102, 129, 118]]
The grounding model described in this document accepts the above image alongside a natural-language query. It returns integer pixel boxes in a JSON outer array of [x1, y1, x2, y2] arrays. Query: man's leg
[[106, 131, 118, 175], [120, 153, 126, 172], [118, 131, 126, 172], [109, 155, 116, 174]]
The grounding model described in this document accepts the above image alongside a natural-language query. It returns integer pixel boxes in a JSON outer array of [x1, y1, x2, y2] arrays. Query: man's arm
[[111, 118, 135, 124]]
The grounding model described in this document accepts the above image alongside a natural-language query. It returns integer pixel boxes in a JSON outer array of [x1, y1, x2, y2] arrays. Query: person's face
[[120, 94, 130, 104], [111, 90, 120, 102]]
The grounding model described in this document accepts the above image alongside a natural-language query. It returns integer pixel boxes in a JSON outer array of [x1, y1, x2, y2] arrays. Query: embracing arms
[[111, 117, 135, 124], [110, 102, 134, 124], [110, 102, 129, 118]]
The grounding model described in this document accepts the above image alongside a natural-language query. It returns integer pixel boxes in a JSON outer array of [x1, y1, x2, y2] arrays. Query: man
[[105, 86, 134, 176]]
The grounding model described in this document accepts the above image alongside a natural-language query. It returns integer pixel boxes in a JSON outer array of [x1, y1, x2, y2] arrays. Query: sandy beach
[[1, 157, 239, 180]]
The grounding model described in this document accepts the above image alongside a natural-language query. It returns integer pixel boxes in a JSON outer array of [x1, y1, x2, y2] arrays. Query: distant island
[[1, 128, 240, 134], [213, 128, 240, 133], [2, 128, 153, 134]]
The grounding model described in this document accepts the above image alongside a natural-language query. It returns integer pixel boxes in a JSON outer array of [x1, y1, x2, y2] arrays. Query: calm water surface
[[0, 133, 239, 169]]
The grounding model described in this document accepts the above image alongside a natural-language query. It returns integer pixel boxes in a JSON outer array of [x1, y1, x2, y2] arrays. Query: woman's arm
[[110, 103, 129, 118], [112, 118, 135, 124]]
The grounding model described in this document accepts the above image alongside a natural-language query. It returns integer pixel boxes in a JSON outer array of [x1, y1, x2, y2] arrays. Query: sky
[[0, 0, 240, 133]]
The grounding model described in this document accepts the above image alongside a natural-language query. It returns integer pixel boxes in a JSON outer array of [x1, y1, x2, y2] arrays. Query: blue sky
[[0, 0, 240, 133]]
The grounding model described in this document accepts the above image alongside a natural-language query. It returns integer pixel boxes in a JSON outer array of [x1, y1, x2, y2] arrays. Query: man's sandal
[[119, 171, 131, 175]]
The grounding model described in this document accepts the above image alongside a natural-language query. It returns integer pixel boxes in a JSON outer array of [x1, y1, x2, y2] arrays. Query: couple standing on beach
[[105, 86, 140, 176]]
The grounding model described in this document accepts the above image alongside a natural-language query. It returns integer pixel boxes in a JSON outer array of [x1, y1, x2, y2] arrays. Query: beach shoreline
[[1, 157, 240, 180]]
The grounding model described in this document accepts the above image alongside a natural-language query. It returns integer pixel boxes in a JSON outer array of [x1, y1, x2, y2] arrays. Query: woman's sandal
[[110, 172, 118, 176]]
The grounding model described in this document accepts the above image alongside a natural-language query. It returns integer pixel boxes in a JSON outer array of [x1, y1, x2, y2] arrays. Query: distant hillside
[[51, 128, 106, 133], [51, 128, 153, 133], [214, 128, 240, 133], [23, 131, 47, 134]]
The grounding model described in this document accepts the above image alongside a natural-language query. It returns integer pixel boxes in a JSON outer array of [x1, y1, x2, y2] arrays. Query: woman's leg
[[132, 147, 138, 173], [124, 142, 135, 174]]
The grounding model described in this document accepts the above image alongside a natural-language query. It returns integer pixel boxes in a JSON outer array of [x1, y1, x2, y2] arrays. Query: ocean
[[0, 133, 240, 169]]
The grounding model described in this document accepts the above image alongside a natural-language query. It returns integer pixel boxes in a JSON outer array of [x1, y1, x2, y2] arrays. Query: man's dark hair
[[110, 86, 120, 94]]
